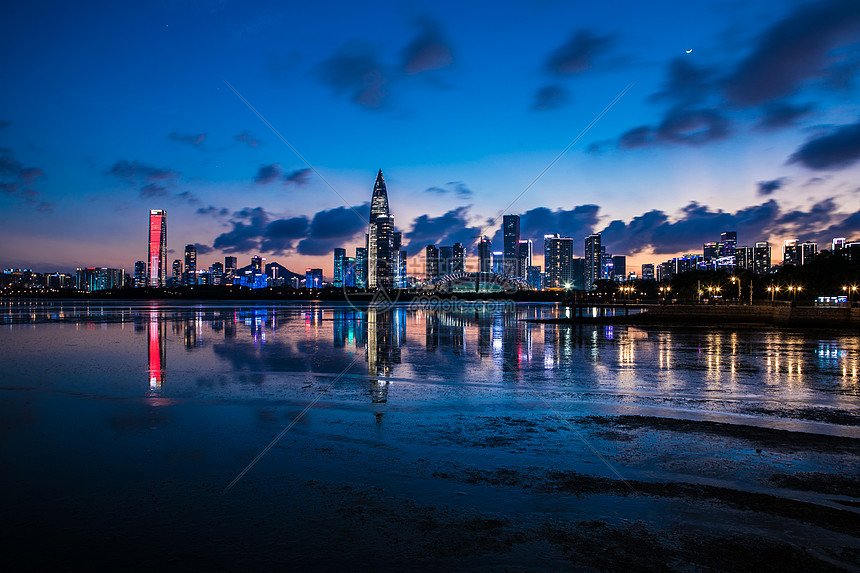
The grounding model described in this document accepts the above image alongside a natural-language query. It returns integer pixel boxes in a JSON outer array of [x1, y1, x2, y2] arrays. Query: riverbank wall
[[642, 303, 860, 328]]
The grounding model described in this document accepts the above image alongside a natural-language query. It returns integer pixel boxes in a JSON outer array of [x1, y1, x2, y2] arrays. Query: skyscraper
[[333, 248, 346, 288], [720, 231, 737, 256], [452, 242, 465, 272], [478, 236, 491, 273], [517, 239, 532, 279], [503, 215, 520, 277], [439, 246, 453, 275], [355, 247, 368, 288], [425, 245, 439, 280], [544, 234, 573, 288], [735, 246, 753, 271], [251, 255, 263, 274], [171, 259, 182, 287], [641, 263, 655, 281], [134, 261, 147, 288], [612, 256, 626, 282], [783, 239, 799, 266], [800, 241, 817, 265], [224, 256, 237, 284], [184, 244, 197, 286], [147, 209, 167, 287], [367, 170, 397, 289], [753, 241, 771, 275], [584, 233, 601, 290]]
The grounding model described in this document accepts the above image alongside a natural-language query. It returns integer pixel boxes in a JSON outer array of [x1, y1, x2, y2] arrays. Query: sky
[[2, 0, 860, 277]]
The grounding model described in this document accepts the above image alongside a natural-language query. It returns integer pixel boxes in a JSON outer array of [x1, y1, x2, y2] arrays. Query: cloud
[[649, 58, 716, 107], [212, 207, 269, 253], [619, 108, 731, 149], [514, 205, 601, 245], [775, 197, 836, 234], [175, 190, 202, 205], [318, 42, 389, 108], [814, 208, 860, 242], [404, 206, 481, 250], [0, 120, 9, 130], [424, 181, 472, 197], [756, 178, 788, 195], [787, 119, 860, 170], [235, 131, 260, 147], [724, 0, 860, 106], [401, 18, 453, 74], [261, 217, 310, 254], [140, 183, 169, 197], [106, 159, 180, 198], [296, 203, 370, 255], [194, 243, 214, 255], [196, 205, 230, 217], [254, 163, 282, 184], [283, 168, 311, 186], [0, 151, 51, 210], [168, 132, 206, 147], [545, 29, 612, 75], [532, 85, 567, 111], [757, 101, 815, 131]]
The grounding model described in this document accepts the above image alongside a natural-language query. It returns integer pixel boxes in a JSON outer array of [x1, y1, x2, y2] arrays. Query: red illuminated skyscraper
[[148, 209, 167, 287]]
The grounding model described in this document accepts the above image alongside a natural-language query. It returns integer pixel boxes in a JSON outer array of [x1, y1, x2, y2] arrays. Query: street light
[[844, 285, 858, 305], [659, 285, 671, 304], [767, 284, 780, 302], [731, 276, 742, 302]]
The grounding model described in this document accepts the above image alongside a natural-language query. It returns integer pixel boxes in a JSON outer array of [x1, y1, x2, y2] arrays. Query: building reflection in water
[[147, 309, 166, 391], [366, 307, 404, 404]]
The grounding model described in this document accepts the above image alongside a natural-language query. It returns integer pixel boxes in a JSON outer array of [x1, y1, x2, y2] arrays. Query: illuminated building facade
[[147, 209, 167, 287]]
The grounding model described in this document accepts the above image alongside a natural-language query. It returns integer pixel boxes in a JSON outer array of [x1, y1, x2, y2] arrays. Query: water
[[2, 300, 859, 569]]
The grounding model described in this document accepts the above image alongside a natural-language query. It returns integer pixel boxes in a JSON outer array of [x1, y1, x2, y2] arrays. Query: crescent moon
[[686, 49, 693, 53]]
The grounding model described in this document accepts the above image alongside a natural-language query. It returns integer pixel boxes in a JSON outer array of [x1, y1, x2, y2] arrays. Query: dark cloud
[[318, 43, 389, 108], [724, 0, 860, 106], [235, 131, 260, 147], [283, 168, 311, 186], [512, 205, 601, 246], [814, 208, 860, 242], [775, 197, 836, 234], [649, 58, 716, 106], [106, 160, 179, 183], [0, 120, 10, 130], [787, 119, 860, 170], [401, 18, 453, 74], [194, 243, 214, 255], [756, 178, 788, 196], [619, 108, 730, 149], [140, 183, 169, 197], [599, 200, 780, 255], [254, 163, 282, 184], [261, 217, 310, 254], [424, 181, 472, 197], [757, 101, 815, 131], [296, 203, 370, 255], [168, 132, 206, 147], [0, 151, 50, 210], [175, 190, 202, 205], [532, 85, 567, 111], [586, 139, 614, 154], [196, 205, 230, 217], [212, 207, 270, 253], [404, 206, 482, 250], [545, 29, 612, 75], [0, 155, 23, 176], [618, 126, 654, 149]]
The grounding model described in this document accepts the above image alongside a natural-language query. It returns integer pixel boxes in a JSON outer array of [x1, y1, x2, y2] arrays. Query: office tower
[[355, 247, 368, 288], [833, 237, 847, 251], [734, 246, 752, 270], [333, 248, 346, 288], [392, 232, 403, 288], [503, 214, 520, 276], [571, 258, 585, 290], [721, 231, 737, 256], [612, 256, 626, 281], [147, 209, 167, 287], [800, 241, 817, 265], [478, 236, 491, 273], [344, 257, 356, 287], [425, 245, 439, 280], [584, 233, 601, 290], [399, 250, 407, 288], [517, 239, 532, 279], [224, 256, 237, 284], [305, 268, 323, 289], [452, 242, 465, 273], [491, 251, 505, 274], [251, 255, 263, 274], [367, 170, 397, 289], [527, 265, 542, 290], [76, 267, 124, 292], [601, 248, 613, 280], [134, 261, 147, 288], [753, 241, 771, 274], [211, 262, 224, 285], [439, 246, 453, 275], [184, 244, 197, 286], [703, 242, 722, 261], [641, 264, 655, 281], [544, 234, 573, 288], [782, 239, 799, 266]]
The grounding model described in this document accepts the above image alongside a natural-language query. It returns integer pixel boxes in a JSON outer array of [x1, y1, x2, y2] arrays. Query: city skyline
[[2, 1, 860, 274]]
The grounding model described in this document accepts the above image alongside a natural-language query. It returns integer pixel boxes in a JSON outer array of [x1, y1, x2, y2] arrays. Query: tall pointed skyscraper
[[367, 170, 396, 289]]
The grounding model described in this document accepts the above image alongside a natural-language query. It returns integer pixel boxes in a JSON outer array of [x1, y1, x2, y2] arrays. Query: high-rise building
[[491, 251, 505, 274], [783, 239, 799, 266], [76, 267, 124, 292], [641, 264, 655, 281], [398, 249, 408, 288], [134, 261, 147, 288], [517, 239, 532, 279], [367, 170, 397, 289], [344, 257, 356, 288], [355, 247, 368, 288], [425, 245, 439, 280], [147, 209, 167, 287], [211, 262, 224, 285], [833, 237, 847, 251], [452, 242, 465, 273], [601, 248, 613, 280], [224, 256, 237, 284], [503, 214, 520, 277], [527, 265, 542, 290], [584, 233, 601, 290], [753, 242, 771, 274], [544, 234, 574, 288], [305, 268, 323, 289], [612, 256, 626, 282], [800, 241, 817, 265], [251, 256, 263, 274], [439, 246, 453, 276], [478, 236, 491, 273], [184, 244, 197, 286], [171, 259, 182, 287], [721, 231, 737, 256], [735, 246, 753, 271], [703, 242, 722, 261], [333, 248, 346, 288]]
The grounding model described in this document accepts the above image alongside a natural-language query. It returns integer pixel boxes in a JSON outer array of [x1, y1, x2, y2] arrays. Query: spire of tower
[[369, 169, 389, 223]]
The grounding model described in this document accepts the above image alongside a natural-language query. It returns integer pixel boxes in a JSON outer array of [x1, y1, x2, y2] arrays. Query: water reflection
[[147, 309, 165, 391]]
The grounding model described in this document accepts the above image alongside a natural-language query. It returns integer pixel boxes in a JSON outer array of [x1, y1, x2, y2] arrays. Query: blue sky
[[2, 0, 859, 276]]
